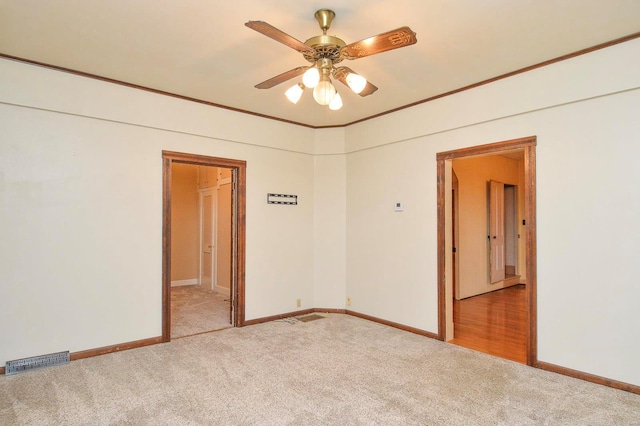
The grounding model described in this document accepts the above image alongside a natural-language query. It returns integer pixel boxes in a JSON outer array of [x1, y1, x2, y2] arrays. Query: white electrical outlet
[[296, 298, 301, 308], [347, 297, 352, 306]]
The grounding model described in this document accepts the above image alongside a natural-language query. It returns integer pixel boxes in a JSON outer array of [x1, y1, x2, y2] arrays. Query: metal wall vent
[[5, 351, 70, 375]]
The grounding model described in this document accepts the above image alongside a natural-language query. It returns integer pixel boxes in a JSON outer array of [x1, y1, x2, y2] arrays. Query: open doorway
[[162, 151, 246, 342], [197, 166, 233, 298], [169, 164, 234, 338], [436, 137, 537, 366]]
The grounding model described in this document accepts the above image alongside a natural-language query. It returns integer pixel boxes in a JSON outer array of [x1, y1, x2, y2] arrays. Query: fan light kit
[[246, 9, 417, 110]]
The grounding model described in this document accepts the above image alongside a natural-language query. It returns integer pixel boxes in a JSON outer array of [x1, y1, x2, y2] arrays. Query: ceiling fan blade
[[245, 21, 315, 54], [341, 26, 417, 59], [255, 66, 309, 89], [333, 67, 378, 97]]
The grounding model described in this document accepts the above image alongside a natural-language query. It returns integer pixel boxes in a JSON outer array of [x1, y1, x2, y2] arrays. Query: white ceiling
[[1, 1, 639, 127]]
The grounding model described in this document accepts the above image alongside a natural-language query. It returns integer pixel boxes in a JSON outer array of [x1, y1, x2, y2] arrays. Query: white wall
[[0, 58, 316, 363], [313, 128, 347, 309], [345, 38, 640, 386], [347, 139, 437, 330], [2, 36, 639, 388]]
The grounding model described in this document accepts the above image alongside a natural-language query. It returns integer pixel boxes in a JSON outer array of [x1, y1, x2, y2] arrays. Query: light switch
[[394, 202, 404, 212]]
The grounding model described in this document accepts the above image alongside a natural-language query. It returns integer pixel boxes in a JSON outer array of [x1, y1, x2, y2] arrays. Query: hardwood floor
[[450, 284, 527, 364]]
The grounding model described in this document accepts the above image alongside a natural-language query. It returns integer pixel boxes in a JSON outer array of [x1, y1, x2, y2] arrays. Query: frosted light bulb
[[329, 92, 343, 110], [302, 67, 320, 88], [285, 84, 304, 104], [346, 73, 367, 94], [313, 80, 336, 105]]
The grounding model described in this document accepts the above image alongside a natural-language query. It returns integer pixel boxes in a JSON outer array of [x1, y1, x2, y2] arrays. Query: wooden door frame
[[436, 136, 537, 366], [162, 150, 247, 342], [451, 171, 459, 300]]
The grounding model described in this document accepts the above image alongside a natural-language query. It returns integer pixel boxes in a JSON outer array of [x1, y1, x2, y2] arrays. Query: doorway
[[169, 164, 234, 338], [197, 166, 233, 297], [162, 151, 246, 342], [436, 137, 537, 366]]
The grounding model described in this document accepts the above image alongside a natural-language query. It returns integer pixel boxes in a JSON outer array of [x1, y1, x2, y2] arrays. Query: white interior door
[[504, 185, 518, 274], [199, 189, 215, 290], [489, 180, 505, 283]]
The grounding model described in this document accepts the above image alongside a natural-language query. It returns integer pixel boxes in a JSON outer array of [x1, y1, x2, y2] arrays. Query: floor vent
[[5, 351, 70, 375], [297, 314, 326, 323]]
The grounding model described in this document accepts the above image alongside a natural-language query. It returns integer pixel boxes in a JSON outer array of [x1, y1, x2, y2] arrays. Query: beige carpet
[[171, 285, 231, 338], [1, 314, 639, 425]]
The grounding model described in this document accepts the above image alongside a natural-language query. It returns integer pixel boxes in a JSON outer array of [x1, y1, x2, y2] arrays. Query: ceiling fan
[[245, 9, 417, 110]]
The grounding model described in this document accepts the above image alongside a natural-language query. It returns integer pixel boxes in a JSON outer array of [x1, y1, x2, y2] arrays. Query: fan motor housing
[[303, 35, 346, 63]]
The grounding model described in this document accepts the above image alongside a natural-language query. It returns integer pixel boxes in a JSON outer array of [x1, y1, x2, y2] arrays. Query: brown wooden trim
[[436, 136, 537, 161], [70, 337, 163, 361], [240, 308, 345, 326], [537, 361, 640, 395], [314, 308, 346, 314], [0, 53, 316, 129], [346, 310, 439, 339], [343, 32, 640, 127], [172, 327, 232, 339], [243, 309, 315, 326], [4, 327, 637, 396], [162, 151, 247, 339], [436, 158, 446, 341], [162, 157, 172, 342], [3, 31, 638, 129], [437, 137, 537, 366], [1, 337, 162, 375], [234, 162, 247, 326], [524, 144, 538, 366], [162, 151, 247, 169]]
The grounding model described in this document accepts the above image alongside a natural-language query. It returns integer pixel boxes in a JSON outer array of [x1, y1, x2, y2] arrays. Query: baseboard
[[536, 361, 640, 395], [243, 308, 315, 326], [343, 311, 640, 395], [70, 336, 164, 361], [4, 316, 635, 396], [503, 275, 521, 287], [244, 308, 437, 340], [171, 279, 198, 287], [314, 308, 346, 314], [214, 285, 230, 296], [1, 336, 163, 376], [345, 310, 439, 340]]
